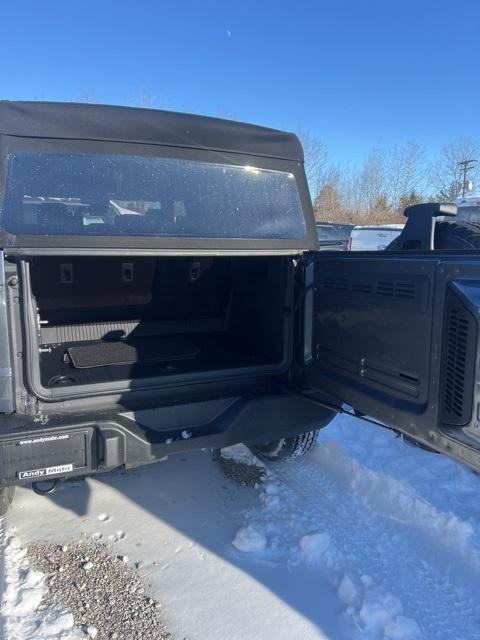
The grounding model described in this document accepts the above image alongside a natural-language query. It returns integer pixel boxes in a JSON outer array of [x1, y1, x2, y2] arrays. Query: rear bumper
[[0, 389, 334, 487]]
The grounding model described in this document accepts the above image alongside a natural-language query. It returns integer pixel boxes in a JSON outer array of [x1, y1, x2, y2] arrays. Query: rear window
[[316, 225, 341, 241], [2, 152, 306, 240], [456, 206, 480, 223]]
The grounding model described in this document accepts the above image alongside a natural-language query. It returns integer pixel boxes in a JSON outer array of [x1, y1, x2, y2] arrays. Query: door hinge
[[33, 411, 49, 425], [21, 392, 48, 424], [284, 284, 314, 316]]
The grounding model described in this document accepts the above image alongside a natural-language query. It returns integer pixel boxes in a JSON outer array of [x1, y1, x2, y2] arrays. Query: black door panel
[[308, 257, 435, 422], [307, 254, 480, 471]]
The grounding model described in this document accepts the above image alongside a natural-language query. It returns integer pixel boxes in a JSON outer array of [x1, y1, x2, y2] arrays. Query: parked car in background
[[332, 223, 354, 248], [348, 224, 404, 251], [315, 222, 353, 250], [453, 193, 480, 222]]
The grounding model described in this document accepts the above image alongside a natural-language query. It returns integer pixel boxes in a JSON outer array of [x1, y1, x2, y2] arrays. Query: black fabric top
[[0, 101, 303, 161]]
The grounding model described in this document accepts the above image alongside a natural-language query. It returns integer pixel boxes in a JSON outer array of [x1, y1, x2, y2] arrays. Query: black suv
[[0, 101, 479, 513]]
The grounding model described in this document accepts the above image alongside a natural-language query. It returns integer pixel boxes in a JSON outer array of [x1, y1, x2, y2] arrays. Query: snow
[[2, 413, 480, 639], [86, 625, 98, 639], [384, 616, 423, 640], [299, 532, 332, 562], [337, 574, 361, 606], [232, 526, 267, 552], [2, 531, 84, 639], [220, 443, 266, 468], [96, 513, 110, 522], [358, 587, 402, 633]]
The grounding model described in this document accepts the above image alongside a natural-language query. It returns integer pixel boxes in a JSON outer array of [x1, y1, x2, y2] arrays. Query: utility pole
[[458, 159, 478, 196]]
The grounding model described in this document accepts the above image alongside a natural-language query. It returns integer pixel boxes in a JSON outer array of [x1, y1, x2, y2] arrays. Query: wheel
[[250, 429, 319, 461], [0, 486, 15, 517], [387, 220, 480, 251]]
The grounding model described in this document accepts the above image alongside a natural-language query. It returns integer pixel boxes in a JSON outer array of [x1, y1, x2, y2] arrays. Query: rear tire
[[387, 220, 480, 251], [251, 429, 319, 461], [0, 486, 15, 517]]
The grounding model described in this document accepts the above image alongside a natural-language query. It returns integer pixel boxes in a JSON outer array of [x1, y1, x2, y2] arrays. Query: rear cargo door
[[305, 252, 480, 471]]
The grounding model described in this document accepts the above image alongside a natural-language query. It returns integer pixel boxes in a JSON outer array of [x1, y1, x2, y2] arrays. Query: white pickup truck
[[348, 224, 404, 251]]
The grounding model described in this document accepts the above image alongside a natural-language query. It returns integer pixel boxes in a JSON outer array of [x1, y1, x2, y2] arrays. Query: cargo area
[[24, 256, 291, 394]]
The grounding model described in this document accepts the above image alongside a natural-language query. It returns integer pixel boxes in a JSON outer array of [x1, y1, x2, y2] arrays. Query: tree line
[[297, 131, 480, 224]]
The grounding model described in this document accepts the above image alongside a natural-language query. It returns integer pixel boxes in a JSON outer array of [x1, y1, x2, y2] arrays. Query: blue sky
[[1, 0, 479, 164]]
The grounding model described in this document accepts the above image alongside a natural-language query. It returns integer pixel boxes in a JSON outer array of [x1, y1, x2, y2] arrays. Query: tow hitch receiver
[[32, 477, 62, 496]]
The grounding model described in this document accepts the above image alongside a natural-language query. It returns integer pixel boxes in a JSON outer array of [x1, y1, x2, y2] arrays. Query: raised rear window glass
[[2, 152, 306, 240], [456, 206, 480, 223], [316, 225, 340, 240]]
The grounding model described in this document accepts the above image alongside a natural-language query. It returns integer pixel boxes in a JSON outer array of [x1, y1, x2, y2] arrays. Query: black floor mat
[[67, 337, 199, 369]]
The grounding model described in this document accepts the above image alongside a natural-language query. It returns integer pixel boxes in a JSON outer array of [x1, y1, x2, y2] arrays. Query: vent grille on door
[[443, 308, 469, 419], [440, 290, 477, 428], [323, 276, 348, 291], [377, 281, 415, 299], [321, 274, 417, 300]]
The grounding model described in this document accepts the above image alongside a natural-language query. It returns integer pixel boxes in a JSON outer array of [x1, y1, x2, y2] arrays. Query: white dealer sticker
[[18, 464, 74, 480], [17, 434, 71, 446]]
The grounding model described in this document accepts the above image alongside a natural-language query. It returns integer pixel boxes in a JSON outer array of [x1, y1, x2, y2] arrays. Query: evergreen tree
[[437, 180, 462, 202], [399, 190, 423, 211], [313, 183, 342, 221]]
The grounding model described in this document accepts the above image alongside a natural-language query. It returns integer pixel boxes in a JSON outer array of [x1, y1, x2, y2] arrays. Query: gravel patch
[[213, 450, 266, 487], [27, 541, 171, 640]]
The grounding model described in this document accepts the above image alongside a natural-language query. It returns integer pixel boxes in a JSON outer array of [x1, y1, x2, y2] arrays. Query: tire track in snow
[[313, 440, 480, 573], [237, 445, 480, 640]]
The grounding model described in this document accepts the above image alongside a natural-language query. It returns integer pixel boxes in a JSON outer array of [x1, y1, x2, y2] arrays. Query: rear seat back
[[30, 257, 232, 325]]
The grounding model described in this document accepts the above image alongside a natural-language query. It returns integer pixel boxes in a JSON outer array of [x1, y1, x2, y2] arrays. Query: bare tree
[[125, 86, 169, 110], [296, 129, 330, 198], [337, 150, 396, 223], [75, 88, 98, 104], [137, 86, 156, 108], [431, 137, 480, 200], [301, 140, 427, 224], [358, 147, 387, 216], [336, 164, 363, 221], [385, 142, 427, 213]]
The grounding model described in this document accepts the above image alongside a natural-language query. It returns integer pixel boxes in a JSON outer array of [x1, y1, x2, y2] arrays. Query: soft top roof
[[0, 101, 303, 162]]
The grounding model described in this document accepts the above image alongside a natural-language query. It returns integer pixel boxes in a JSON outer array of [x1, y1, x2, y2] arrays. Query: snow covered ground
[[2, 413, 480, 640]]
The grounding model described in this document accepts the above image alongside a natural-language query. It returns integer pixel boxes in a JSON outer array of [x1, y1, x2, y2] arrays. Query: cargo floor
[[40, 332, 272, 388]]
